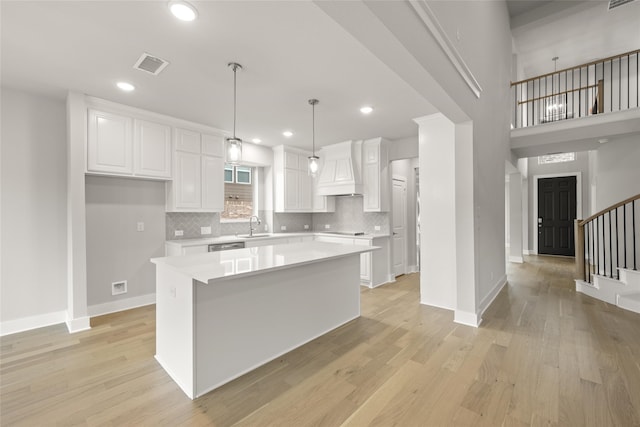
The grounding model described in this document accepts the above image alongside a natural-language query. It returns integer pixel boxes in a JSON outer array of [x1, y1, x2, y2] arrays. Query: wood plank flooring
[[2, 255, 640, 426]]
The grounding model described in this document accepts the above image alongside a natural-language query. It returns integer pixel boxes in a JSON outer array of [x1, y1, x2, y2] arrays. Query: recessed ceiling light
[[116, 81, 135, 92], [360, 106, 373, 114], [252, 138, 262, 144], [169, 1, 198, 21], [283, 131, 293, 137]]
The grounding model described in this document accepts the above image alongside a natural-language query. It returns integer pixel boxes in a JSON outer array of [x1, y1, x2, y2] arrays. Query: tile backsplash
[[166, 212, 219, 240], [312, 196, 389, 234], [166, 198, 389, 240]]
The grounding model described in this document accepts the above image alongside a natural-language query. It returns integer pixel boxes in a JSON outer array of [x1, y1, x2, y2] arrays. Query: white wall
[[526, 151, 591, 251], [594, 136, 640, 211], [85, 176, 165, 313], [1, 88, 68, 332]]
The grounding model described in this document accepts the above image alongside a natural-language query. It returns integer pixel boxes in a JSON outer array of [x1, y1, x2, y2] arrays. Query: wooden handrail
[[579, 193, 640, 226], [517, 83, 598, 106], [511, 49, 640, 87]]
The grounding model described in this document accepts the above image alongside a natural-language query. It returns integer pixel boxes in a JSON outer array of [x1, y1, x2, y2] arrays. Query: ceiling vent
[[609, 0, 635, 10], [133, 53, 169, 75]]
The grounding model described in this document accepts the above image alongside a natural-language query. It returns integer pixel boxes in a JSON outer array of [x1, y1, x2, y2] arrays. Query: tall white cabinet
[[166, 128, 225, 212], [362, 137, 390, 212]]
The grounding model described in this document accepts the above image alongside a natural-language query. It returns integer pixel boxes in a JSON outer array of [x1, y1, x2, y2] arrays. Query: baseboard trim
[[508, 256, 524, 263], [523, 249, 531, 255], [88, 293, 156, 317], [407, 265, 419, 274], [0, 310, 68, 336], [477, 274, 508, 322], [66, 316, 91, 333], [454, 310, 481, 327]]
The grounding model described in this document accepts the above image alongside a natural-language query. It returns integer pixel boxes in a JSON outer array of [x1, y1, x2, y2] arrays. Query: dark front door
[[538, 176, 577, 256]]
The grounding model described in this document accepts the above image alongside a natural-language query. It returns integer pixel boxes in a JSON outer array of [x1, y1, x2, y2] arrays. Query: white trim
[[476, 273, 508, 321], [392, 174, 408, 277], [407, 264, 419, 274], [532, 172, 582, 255], [509, 256, 524, 263], [454, 310, 481, 327], [0, 310, 68, 336], [88, 293, 156, 317], [408, 1, 483, 99], [66, 315, 91, 333], [523, 249, 531, 255]]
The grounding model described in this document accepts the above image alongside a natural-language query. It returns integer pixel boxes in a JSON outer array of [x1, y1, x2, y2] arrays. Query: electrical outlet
[[374, 225, 381, 231], [169, 286, 176, 298], [136, 222, 144, 232], [304, 224, 309, 230], [281, 225, 287, 231], [175, 230, 184, 237], [264, 224, 269, 232], [201, 226, 212, 235], [324, 224, 331, 229], [111, 280, 127, 296]]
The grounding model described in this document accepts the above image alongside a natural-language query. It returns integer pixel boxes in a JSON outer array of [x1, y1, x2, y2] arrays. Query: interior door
[[392, 177, 407, 276], [538, 176, 577, 256]]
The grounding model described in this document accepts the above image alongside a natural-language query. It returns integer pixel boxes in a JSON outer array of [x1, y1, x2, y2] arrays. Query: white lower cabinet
[[314, 235, 390, 287]]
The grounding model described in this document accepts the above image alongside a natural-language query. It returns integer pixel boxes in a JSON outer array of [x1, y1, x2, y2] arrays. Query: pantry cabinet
[[362, 137, 390, 212], [273, 146, 313, 212]]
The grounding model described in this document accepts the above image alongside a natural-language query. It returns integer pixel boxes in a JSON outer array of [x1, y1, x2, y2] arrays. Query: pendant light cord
[[233, 65, 237, 138], [312, 102, 315, 155]]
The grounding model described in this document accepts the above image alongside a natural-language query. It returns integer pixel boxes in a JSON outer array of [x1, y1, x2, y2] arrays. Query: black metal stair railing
[[576, 194, 640, 283], [512, 49, 640, 129]]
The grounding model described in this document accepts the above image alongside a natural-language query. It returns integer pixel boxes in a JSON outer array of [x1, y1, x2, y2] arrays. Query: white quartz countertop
[[165, 232, 390, 247], [152, 241, 378, 283]]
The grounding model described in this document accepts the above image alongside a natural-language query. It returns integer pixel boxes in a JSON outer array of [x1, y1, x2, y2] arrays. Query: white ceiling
[[1, 1, 437, 150], [511, 0, 640, 79]]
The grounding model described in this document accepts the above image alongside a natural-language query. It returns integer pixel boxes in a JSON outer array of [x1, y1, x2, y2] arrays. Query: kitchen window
[[222, 164, 257, 221]]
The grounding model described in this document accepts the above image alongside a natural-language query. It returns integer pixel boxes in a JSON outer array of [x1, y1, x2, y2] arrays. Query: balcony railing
[[511, 49, 639, 129]]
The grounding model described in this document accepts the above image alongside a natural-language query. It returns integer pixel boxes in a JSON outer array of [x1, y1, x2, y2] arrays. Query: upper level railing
[[575, 194, 639, 283], [511, 49, 639, 129]]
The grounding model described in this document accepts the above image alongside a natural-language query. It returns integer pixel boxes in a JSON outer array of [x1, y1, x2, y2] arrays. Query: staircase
[[575, 194, 640, 314], [576, 268, 640, 314]]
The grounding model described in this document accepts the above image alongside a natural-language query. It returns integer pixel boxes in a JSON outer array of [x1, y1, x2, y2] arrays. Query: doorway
[[537, 176, 577, 256], [392, 176, 407, 276]]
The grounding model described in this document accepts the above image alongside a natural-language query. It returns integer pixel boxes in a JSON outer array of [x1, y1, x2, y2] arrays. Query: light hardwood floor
[[2, 255, 640, 426]]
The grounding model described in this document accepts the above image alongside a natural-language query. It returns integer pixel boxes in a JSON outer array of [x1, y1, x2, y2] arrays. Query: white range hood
[[316, 140, 363, 196]]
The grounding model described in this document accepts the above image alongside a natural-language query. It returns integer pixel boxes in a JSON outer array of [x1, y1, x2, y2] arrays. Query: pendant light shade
[[308, 99, 320, 177], [226, 62, 243, 164]]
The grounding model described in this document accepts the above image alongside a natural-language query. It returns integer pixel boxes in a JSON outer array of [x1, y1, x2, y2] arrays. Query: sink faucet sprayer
[[249, 215, 261, 237]]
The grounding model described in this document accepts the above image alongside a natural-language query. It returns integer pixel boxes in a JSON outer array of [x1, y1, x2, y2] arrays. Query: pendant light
[[226, 62, 243, 164], [308, 99, 320, 177]]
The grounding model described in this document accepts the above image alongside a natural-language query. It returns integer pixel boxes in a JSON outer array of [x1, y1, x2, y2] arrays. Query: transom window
[[538, 152, 575, 165]]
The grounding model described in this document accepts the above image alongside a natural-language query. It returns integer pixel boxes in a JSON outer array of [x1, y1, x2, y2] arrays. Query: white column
[[508, 172, 524, 263], [66, 92, 90, 332], [415, 114, 478, 326]]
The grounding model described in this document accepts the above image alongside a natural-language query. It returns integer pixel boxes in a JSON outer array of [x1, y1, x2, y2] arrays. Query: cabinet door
[[183, 245, 208, 255], [175, 128, 201, 153], [284, 168, 299, 211], [298, 169, 313, 210], [87, 109, 133, 174], [360, 253, 371, 281], [174, 151, 202, 209], [202, 134, 224, 157], [202, 155, 224, 211], [134, 119, 172, 178], [363, 162, 380, 211]]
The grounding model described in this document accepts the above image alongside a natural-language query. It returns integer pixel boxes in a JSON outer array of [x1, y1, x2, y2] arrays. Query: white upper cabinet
[[88, 107, 172, 180], [362, 137, 390, 212], [87, 109, 133, 175], [134, 119, 172, 178], [167, 129, 225, 212], [273, 145, 314, 213]]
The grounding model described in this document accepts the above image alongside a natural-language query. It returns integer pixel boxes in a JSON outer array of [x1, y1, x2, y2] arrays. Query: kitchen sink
[[237, 233, 273, 238]]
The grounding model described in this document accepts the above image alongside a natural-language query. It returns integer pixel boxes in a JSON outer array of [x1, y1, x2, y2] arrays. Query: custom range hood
[[316, 140, 363, 196]]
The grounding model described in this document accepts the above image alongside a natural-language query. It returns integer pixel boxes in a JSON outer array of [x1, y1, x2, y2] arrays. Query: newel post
[[575, 219, 585, 280]]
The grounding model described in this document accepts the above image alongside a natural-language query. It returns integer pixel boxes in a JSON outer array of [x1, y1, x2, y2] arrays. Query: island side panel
[[154, 263, 195, 399], [194, 254, 360, 397]]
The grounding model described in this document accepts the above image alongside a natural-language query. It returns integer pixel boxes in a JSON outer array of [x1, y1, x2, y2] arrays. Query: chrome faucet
[[249, 215, 261, 237]]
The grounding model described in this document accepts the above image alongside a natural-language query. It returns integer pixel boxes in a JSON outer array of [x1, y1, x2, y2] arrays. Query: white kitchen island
[[150, 241, 376, 399]]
